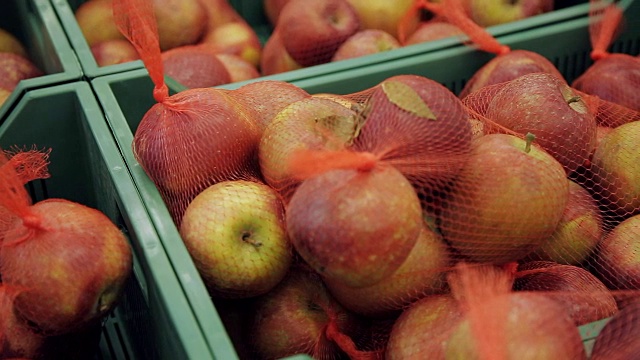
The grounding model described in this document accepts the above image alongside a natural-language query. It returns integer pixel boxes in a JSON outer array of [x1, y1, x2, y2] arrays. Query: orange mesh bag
[[113, 0, 264, 225], [590, 299, 640, 359], [0, 284, 45, 360], [0, 149, 132, 336]]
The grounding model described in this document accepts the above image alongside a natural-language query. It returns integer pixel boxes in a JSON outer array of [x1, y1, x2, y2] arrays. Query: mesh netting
[[0, 284, 45, 359], [160, 45, 231, 89], [0, 148, 132, 336]]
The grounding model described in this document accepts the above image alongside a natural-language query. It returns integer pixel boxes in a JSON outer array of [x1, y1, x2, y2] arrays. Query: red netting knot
[[153, 83, 169, 103]]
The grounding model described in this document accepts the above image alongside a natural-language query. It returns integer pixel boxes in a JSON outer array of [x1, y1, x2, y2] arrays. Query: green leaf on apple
[[382, 81, 437, 120]]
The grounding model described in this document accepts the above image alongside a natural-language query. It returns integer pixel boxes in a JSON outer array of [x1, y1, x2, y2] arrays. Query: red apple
[[439, 133, 569, 264], [264, 0, 292, 26], [286, 162, 423, 288], [249, 266, 367, 359], [214, 53, 260, 83], [527, 181, 603, 265], [161, 45, 231, 88], [331, 29, 401, 62], [0, 285, 45, 359], [404, 21, 464, 46], [482, 72, 597, 173], [466, 0, 554, 27], [459, 49, 565, 99], [90, 39, 140, 67], [258, 96, 361, 202], [0, 28, 27, 58], [278, 0, 360, 67], [324, 223, 450, 317], [199, 21, 263, 67], [345, 0, 418, 40], [0, 52, 43, 90], [590, 299, 640, 360], [514, 261, 618, 326], [595, 213, 640, 290], [259, 28, 303, 75], [0, 87, 10, 108], [386, 295, 464, 359], [179, 180, 292, 298]]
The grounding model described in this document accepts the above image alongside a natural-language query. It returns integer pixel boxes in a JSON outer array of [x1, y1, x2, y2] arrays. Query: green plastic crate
[[0, 82, 235, 360], [0, 0, 82, 121]]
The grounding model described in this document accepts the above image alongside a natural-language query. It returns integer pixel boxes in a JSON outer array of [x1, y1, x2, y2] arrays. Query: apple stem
[[524, 132, 536, 153], [242, 232, 262, 247], [567, 96, 581, 105]]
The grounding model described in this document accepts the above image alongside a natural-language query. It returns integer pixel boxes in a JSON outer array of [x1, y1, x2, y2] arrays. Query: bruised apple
[[439, 133, 569, 264], [324, 222, 450, 317]]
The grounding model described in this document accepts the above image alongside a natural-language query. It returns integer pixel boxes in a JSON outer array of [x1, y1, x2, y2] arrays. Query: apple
[[590, 120, 640, 216], [199, 21, 263, 67], [345, 0, 418, 40], [350, 75, 473, 194], [466, 0, 554, 27], [278, 0, 360, 67], [482, 72, 597, 174], [197, 0, 243, 29], [572, 54, 640, 122], [160, 45, 231, 88], [386, 295, 463, 359], [0, 28, 27, 58], [0, 199, 132, 335], [90, 39, 140, 67], [311, 92, 359, 109], [331, 29, 401, 62], [513, 261, 618, 326], [258, 96, 361, 202], [225, 80, 310, 132], [0, 53, 43, 90], [179, 180, 292, 298], [75, 0, 125, 47], [527, 181, 603, 265], [249, 266, 366, 359], [445, 291, 587, 359], [264, 0, 292, 26], [132, 87, 262, 224], [459, 49, 565, 99], [286, 162, 423, 288], [439, 133, 569, 264], [0, 86, 10, 108], [0, 285, 45, 359], [214, 53, 260, 83], [590, 300, 640, 360], [595, 213, 640, 290], [153, 0, 207, 51], [259, 28, 303, 75], [404, 21, 464, 46], [324, 222, 450, 317]]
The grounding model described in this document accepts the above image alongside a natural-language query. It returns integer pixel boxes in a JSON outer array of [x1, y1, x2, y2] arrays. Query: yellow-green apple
[[445, 292, 586, 359], [350, 75, 473, 193], [264, 0, 291, 26], [483, 72, 597, 173], [331, 29, 401, 62], [466, 0, 554, 27], [0, 285, 45, 358], [324, 222, 450, 317], [595, 214, 640, 290], [179, 180, 292, 298], [439, 133, 569, 264], [214, 53, 260, 83], [590, 301, 640, 360], [459, 49, 564, 99], [75, 0, 125, 47], [286, 162, 423, 288], [226, 80, 310, 132], [0, 53, 43, 90], [132, 87, 262, 224], [386, 295, 463, 359], [513, 261, 617, 326], [249, 266, 366, 359], [0, 199, 132, 335], [160, 45, 231, 88], [590, 120, 640, 217], [278, 0, 360, 67], [345, 0, 418, 40], [527, 181, 603, 265], [200, 21, 262, 67], [258, 96, 360, 202], [404, 21, 464, 46], [0, 28, 27, 58], [153, 0, 207, 50], [0, 87, 10, 108], [90, 39, 140, 67], [259, 28, 303, 75]]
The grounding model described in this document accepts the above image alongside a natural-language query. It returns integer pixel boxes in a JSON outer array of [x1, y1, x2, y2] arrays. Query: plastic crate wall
[[0, 0, 82, 120], [0, 82, 231, 359]]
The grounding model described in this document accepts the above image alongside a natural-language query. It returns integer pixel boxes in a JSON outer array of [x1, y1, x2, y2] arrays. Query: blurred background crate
[[0, 82, 236, 360], [0, 0, 82, 120]]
